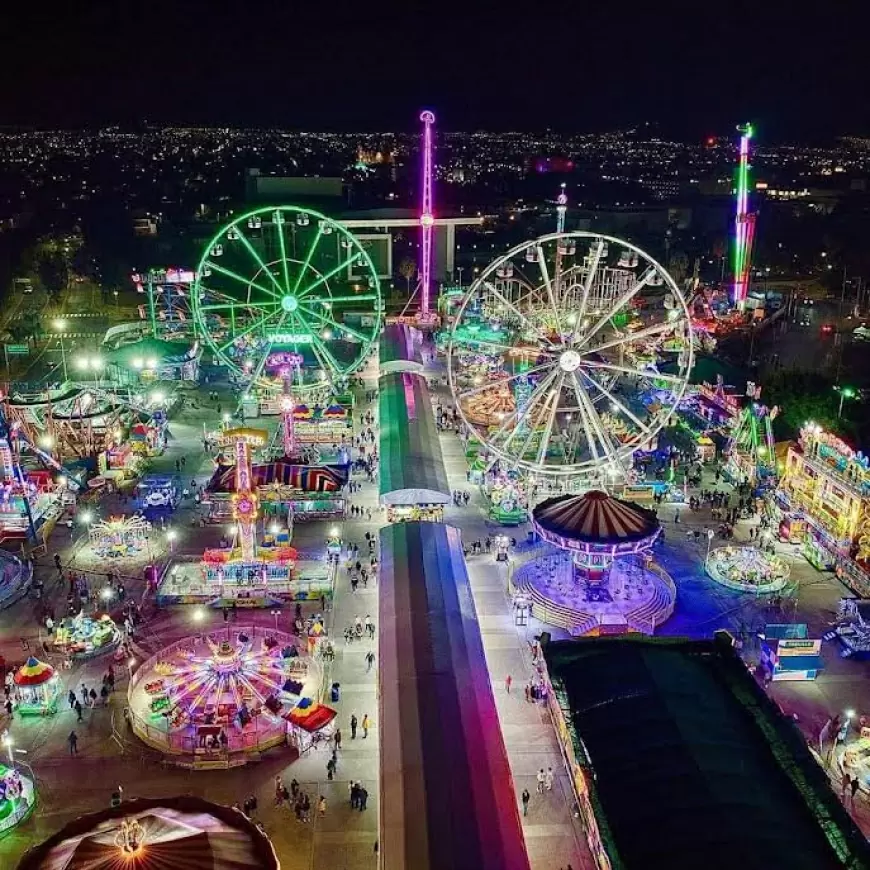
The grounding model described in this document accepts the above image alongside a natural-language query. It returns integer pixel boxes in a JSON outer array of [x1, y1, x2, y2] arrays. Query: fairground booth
[[379, 322, 425, 376], [15, 796, 279, 870], [541, 635, 870, 870], [379, 522, 530, 870], [379, 372, 450, 522]]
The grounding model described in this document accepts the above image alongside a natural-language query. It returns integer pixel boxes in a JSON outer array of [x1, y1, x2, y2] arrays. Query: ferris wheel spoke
[[572, 372, 620, 469], [217, 308, 282, 354], [536, 246, 562, 332], [483, 281, 557, 347], [582, 319, 680, 357], [297, 253, 362, 302], [232, 225, 285, 298], [571, 239, 605, 343], [578, 370, 652, 437], [249, 311, 288, 387], [290, 226, 324, 296], [275, 210, 294, 295], [535, 373, 565, 466], [304, 320, 344, 379], [200, 301, 279, 314], [308, 293, 378, 304], [493, 368, 560, 456], [457, 361, 556, 402], [297, 302, 370, 343], [578, 267, 657, 350], [580, 359, 686, 384], [205, 261, 280, 301]]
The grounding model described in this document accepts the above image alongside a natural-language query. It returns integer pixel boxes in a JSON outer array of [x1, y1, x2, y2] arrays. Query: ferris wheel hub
[[558, 349, 582, 372], [281, 294, 300, 313]]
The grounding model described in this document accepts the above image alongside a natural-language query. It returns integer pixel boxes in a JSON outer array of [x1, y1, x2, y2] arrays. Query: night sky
[[2, 1, 867, 139]]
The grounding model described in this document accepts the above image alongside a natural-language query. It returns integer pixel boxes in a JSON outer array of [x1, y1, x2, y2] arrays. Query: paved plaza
[[0, 353, 869, 868]]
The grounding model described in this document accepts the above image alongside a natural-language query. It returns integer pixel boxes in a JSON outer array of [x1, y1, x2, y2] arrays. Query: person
[[545, 767, 554, 791], [290, 778, 300, 799], [359, 787, 368, 811], [850, 775, 860, 805], [68, 689, 76, 709], [275, 776, 284, 806], [536, 768, 546, 794], [68, 731, 79, 755], [326, 757, 336, 780], [4, 698, 12, 718], [350, 713, 358, 739], [841, 770, 851, 801], [521, 788, 531, 817], [350, 781, 360, 809], [334, 728, 342, 751], [74, 699, 83, 721], [365, 650, 375, 672], [362, 713, 370, 738], [505, 674, 513, 694], [318, 795, 327, 817]]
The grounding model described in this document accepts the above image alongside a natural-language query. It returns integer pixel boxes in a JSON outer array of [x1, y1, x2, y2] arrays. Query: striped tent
[[14, 657, 56, 687], [379, 522, 530, 870], [533, 490, 660, 548]]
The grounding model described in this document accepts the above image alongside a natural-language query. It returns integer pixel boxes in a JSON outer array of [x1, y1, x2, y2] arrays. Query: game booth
[[0, 763, 36, 838], [12, 656, 60, 715], [284, 697, 338, 754], [127, 627, 324, 768]]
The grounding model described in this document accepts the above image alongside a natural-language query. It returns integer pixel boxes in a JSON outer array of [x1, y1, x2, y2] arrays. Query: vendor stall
[[284, 697, 337, 754]]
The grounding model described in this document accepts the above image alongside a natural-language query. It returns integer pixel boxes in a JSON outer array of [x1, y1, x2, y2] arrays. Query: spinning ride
[[725, 396, 777, 487], [511, 490, 675, 635], [88, 516, 152, 559], [447, 232, 693, 481], [0, 763, 36, 838], [53, 612, 121, 659], [128, 626, 322, 763], [192, 206, 382, 396], [706, 546, 790, 594]]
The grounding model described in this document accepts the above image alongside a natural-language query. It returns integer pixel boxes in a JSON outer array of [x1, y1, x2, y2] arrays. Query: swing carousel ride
[[447, 231, 694, 519]]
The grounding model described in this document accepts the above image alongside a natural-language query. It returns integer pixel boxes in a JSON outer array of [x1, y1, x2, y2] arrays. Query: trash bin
[[330, 682, 340, 703]]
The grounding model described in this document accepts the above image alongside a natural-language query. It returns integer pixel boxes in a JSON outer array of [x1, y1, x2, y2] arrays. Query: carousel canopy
[[379, 372, 450, 506], [533, 490, 660, 547], [379, 323, 424, 375], [379, 522, 530, 870], [14, 657, 55, 687], [16, 796, 280, 870]]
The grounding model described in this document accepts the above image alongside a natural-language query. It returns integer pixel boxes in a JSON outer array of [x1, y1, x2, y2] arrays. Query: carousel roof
[[16, 796, 280, 870], [14, 657, 56, 687], [533, 490, 660, 546]]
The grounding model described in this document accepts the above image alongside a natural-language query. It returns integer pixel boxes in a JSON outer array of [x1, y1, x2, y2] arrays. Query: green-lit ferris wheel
[[192, 206, 382, 394]]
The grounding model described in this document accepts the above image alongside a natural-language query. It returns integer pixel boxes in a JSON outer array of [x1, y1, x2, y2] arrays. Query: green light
[[281, 295, 299, 313], [269, 332, 312, 344]]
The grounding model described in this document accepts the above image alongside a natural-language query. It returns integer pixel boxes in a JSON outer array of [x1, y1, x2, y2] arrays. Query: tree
[[38, 251, 68, 301], [398, 258, 417, 297], [762, 370, 848, 440]]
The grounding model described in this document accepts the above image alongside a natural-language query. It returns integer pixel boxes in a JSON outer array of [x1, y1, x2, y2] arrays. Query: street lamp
[[53, 319, 68, 381], [166, 529, 178, 552], [835, 385, 856, 418], [270, 609, 281, 632]]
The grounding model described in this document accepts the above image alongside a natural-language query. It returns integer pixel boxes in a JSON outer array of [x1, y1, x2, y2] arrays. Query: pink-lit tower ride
[[230, 434, 260, 564], [418, 110, 436, 322], [732, 123, 756, 310]]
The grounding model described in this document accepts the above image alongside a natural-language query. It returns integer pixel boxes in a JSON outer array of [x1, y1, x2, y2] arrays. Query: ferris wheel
[[447, 231, 694, 479], [192, 206, 382, 395]]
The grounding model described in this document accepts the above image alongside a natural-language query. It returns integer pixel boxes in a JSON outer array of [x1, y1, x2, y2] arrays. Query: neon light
[[732, 123, 756, 309], [268, 332, 313, 344], [419, 109, 435, 318]]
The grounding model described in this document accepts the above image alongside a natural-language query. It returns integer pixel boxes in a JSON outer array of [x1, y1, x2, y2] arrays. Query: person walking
[[362, 713, 370, 738], [365, 650, 375, 672], [521, 788, 531, 817], [851, 775, 861, 806], [334, 728, 342, 751], [318, 795, 327, 817], [536, 768, 546, 794], [74, 699, 83, 721], [350, 713, 358, 739], [68, 731, 79, 755], [545, 767, 554, 791], [275, 776, 284, 806], [505, 674, 513, 694], [68, 689, 76, 709], [359, 787, 368, 811]]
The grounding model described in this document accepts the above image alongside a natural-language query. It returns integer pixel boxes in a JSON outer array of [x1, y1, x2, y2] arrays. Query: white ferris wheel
[[446, 231, 694, 480]]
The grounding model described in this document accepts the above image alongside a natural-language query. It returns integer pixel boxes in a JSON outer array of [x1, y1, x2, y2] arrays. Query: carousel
[[127, 625, 324, 766], [12, 657, 60, 716], [705, 545, 790, 594], [15, 796, 279, 870], [0, 762, 36, 837], [52, 612, 121, 660], [510, 490, 676, 636]]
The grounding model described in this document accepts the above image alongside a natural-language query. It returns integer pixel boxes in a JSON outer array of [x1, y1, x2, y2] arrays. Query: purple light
[[419, 109, 435, 318]]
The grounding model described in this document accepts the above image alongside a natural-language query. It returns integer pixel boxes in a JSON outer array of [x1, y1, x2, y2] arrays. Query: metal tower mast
[[732, 123, 756, 310], [419, 110, 436, 321]]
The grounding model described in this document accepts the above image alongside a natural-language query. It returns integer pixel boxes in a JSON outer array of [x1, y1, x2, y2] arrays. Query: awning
[[379, 323, 424, 375], [379, 372, 450, 506], [378, 522, 530, 870]]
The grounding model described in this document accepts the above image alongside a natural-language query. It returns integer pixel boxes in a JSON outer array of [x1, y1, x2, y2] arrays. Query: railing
[[625, 561, 677, 635]]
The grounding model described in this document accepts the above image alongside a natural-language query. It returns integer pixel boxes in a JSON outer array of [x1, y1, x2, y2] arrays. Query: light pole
[[53, 319, 68, 381], [835, 386, 856, 418], [166, 529, 178, 553], [270, 609, 280, 632]]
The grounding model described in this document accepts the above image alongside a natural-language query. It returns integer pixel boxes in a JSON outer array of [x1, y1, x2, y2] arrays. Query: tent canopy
[[544, 636, 870, 870], [378, 522, 530, 870], [379, 323, 424, 375], [379, 372, 450, 506]]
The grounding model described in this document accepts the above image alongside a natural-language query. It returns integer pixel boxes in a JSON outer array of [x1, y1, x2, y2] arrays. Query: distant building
[[245, 169, 345, 205]]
